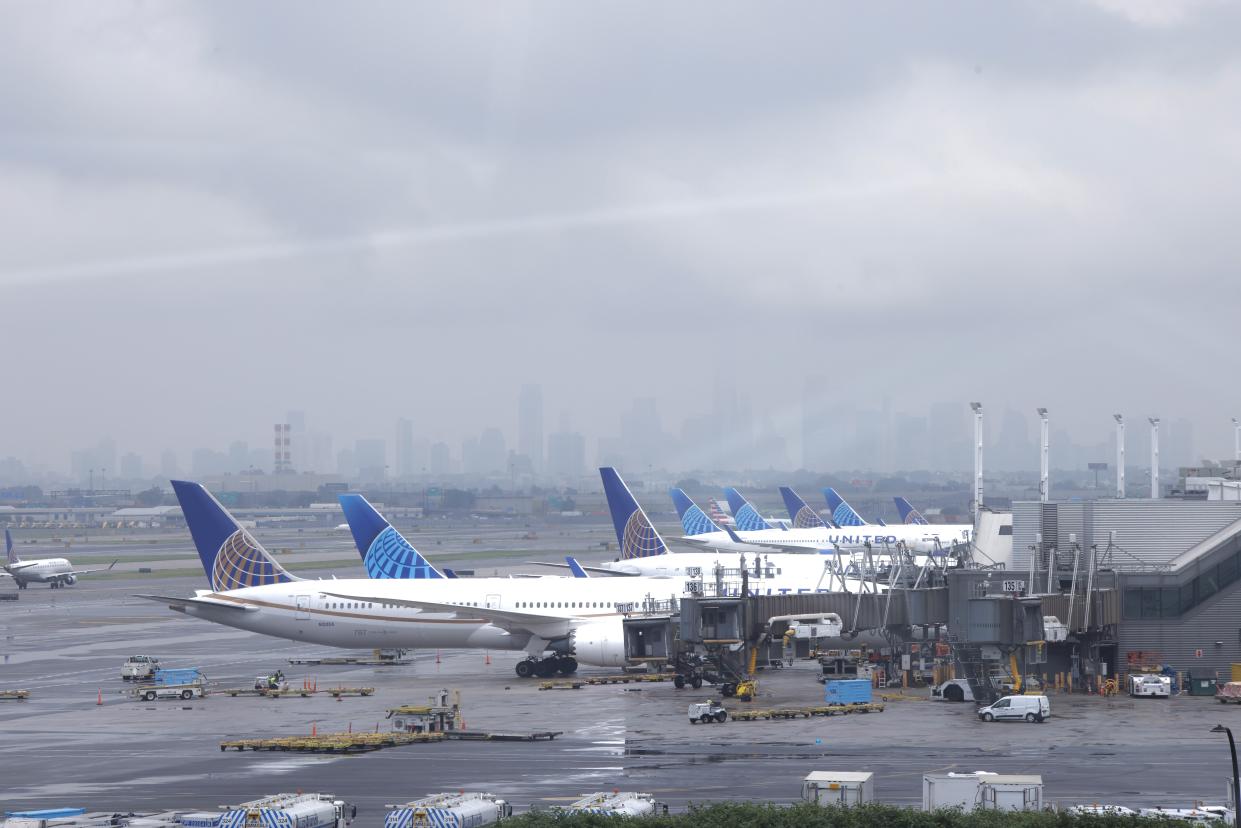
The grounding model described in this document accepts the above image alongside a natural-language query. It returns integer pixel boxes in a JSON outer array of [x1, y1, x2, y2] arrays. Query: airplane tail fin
[[338, 494, 444, 579], [724, 487, 772, 531], [823, 487, 867, 527], [565, 556, 590, 578], [600, 467, 668, 559], [669, 488, 720, 536], [779, 486, 827, 529], [5, 529, 19, 565], [894, 496, 930, 525], [171, 480, 297, 591]]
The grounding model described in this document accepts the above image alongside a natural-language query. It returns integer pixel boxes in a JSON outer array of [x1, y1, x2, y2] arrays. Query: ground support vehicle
[[182, 793, 354, 828], [688, 700, 727, 724], [132, 668, 205, 701], [385, 792, 510, 828], [977, 694, 1050, 723], [121, 655, 160, 681]]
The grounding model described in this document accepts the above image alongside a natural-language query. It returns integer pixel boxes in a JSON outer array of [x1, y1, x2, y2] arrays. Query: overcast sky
[[3, 1, 1241, 473]]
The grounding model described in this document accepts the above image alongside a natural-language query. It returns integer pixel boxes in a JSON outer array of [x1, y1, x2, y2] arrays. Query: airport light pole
[[1211, 724, 1240, 821], [1149, 418, 1160, 499], [1037, 408, 1050, 503], [1114, 414, 1125, 499], [970, 403, 984, 524]]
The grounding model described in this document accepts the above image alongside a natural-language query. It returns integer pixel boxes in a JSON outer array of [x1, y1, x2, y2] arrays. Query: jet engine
[[62, 574, 77, 586], [570, 619, 627, 668]]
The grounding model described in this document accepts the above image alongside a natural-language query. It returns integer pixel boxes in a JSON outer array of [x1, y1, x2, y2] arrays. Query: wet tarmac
[[1, 523, 1238, 823]]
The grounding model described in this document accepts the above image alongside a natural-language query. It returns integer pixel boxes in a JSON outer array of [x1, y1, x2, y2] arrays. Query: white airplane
[[145, 481, 872, 679], [583, 470, 917, 586], [2, 529, 117, 589], [665, 479, 972, 554]]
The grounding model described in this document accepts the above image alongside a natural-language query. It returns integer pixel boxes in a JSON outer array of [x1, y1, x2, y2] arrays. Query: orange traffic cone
[[485, 652, 491, 666], [311, 722, 317, 736], [96, 689, 102, 706]]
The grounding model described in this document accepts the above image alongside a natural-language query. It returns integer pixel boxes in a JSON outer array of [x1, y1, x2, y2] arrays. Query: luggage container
[[923, 772, 991, 811], [802, 772, 874, 806], [384, 792, 510, 828], [824, 679, 872, 705], [978, 775, 1043, 811], [923, 772, 1042, 812]]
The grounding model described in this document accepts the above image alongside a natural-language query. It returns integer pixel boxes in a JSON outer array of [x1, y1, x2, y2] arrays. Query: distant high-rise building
[[355, 439, 387, 481], [620, 398, 665, 470], [308, 432, 333, 474], [336, 447, 357, 478], [159, 450, 179, 479], [518, 384, 544, 474], [286, 411, 308, 471], [547, 430, 586, 479], [192, 448, 228, 477], [119, 452, 143, 480], [479, 428, 507, 475], [430, 442, 452, 476], [395, 418, 415, 477], [228, 441, 249, 472], [273, 424, 292, 474]]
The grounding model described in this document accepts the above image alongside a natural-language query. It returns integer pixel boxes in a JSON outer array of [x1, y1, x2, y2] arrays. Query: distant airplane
[[894, 497, 930, 525], [723, 488, 775, 531], [823, 488, 869, 527], [2, 529, 116, 589]]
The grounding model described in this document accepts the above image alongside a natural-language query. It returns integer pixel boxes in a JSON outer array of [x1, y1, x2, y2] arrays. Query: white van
[[977, 694, 1050, 723]]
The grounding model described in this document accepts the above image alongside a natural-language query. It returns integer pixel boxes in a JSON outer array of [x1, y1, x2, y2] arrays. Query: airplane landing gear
[[515, 655, 579, 678]]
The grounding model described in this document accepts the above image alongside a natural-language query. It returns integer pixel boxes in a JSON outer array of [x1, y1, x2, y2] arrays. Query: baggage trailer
[[131, 668, 205, 701], [384, 792, 510, 828]]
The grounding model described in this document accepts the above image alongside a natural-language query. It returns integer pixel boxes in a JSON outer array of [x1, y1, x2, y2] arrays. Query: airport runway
[[1, 526, 1236, 823]]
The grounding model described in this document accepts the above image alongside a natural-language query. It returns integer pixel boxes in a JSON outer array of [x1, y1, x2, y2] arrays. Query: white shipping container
[[802, 772, 875, 806]]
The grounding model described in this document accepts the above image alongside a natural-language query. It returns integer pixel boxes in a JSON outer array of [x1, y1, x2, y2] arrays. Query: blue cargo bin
[[824, 679, 873, 704]]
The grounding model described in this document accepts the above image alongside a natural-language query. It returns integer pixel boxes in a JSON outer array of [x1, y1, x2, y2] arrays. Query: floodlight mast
[[1037, 408, 1050, 503], [1149, 417, 1161, 499], [1113, 414, 1125, 499], [971, 402, 983, 523]]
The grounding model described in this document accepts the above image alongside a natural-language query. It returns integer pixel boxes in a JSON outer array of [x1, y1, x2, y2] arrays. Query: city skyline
[[4, 384, 1229, 486]]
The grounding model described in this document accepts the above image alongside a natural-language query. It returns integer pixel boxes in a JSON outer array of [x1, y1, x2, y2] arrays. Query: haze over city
[[3, 1, 1241, 481]]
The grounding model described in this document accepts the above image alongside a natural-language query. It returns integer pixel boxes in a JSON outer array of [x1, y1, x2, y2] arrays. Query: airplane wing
[[66, 560, 119, 578], [523, 561, 638, 576], [321, 591, 577, 639], [4, 561, 40, 572], [133, 594, 259, 612]]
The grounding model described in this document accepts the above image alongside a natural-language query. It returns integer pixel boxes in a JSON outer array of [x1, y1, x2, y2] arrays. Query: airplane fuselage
[[5, 558, 76, 588]]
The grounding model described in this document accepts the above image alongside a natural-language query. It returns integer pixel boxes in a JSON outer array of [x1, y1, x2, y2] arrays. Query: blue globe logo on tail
[[621, 511, 664, 559], [212, 530, 294, 592], [732, 504, 768, 532], [832, 504, 865, 527], [679, 506, 716, 536], [792, 506, 824, 529], [365, 526, 442, 579]]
